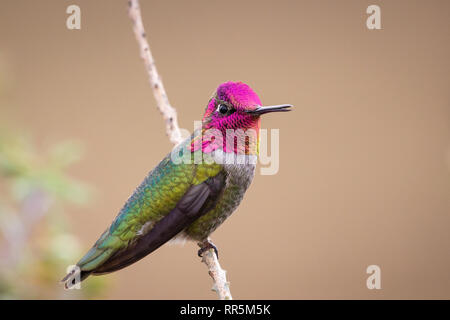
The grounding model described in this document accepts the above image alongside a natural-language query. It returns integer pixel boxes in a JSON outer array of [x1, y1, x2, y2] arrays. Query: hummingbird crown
[[202, 81, 262, 132], [198, 82, 262, 156]]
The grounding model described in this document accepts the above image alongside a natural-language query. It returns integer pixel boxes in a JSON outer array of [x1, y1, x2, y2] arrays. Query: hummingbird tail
[[61, 269, 92, 289], [61, 246, 115, 289]]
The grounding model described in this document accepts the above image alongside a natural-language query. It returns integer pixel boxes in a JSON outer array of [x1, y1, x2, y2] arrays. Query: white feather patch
[[168, 231, 189, 246]]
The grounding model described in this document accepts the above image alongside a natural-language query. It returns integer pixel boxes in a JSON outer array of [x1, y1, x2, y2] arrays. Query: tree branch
[[127, 0, 182, 145], [127, 0, 232, 300], [198, 241, 233, 300]]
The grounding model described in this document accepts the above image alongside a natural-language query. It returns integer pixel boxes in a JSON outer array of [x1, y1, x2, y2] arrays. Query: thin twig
[[127, 0, 183, 145], [199, 241, 233, 300], [127, 0, 232, 300]]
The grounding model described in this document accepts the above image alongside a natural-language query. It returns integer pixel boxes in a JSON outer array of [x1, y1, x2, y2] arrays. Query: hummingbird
[[62, 81, 291, 288]]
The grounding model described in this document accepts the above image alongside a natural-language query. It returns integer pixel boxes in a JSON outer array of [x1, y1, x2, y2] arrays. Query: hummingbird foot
[[198, 239, 219, 259]]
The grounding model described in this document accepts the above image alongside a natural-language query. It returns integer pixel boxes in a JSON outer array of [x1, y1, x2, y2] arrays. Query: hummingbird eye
[[217, 104, 229, 114]]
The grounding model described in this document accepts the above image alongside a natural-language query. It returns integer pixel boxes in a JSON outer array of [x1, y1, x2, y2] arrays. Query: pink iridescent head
[[202, 81, 292, 132], [197, 81, 291, 154]]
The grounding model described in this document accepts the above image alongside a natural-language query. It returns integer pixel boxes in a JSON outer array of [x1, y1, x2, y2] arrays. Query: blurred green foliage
[[0, 129, 108, 299]]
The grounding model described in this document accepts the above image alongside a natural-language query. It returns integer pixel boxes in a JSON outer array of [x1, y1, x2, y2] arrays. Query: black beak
[[246, 104, 293, 115]]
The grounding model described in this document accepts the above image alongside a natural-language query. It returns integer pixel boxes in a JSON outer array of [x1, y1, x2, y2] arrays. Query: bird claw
[[198, 240, 219, 259]]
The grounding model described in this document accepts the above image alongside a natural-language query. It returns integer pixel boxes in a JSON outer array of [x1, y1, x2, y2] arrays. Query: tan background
[[1, 0, 449, 299]]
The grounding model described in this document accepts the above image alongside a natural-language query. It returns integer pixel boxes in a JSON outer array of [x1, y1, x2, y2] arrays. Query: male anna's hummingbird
[[62, 81, 291, 288]]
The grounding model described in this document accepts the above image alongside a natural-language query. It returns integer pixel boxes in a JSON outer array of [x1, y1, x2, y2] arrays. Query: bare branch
[[127, 0, 232, 300], [127, 0, 183, 145], [199, 243, 233, 300]]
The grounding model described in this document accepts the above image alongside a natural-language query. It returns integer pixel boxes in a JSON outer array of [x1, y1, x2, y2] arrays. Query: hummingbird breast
[[183, 152, 257, 241]]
